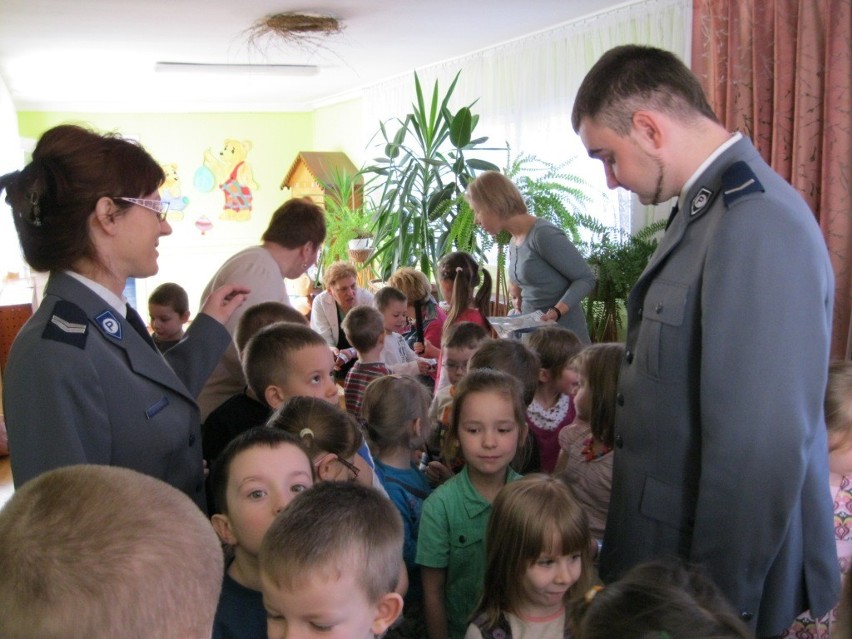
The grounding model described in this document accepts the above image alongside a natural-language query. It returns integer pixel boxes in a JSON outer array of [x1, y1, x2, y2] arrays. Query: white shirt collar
[[678, 131, 743, 212], [65, 271, 128, 317]]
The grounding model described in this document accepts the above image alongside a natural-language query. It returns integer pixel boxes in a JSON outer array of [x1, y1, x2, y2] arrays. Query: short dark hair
[[235, 302, 308, 354], [442, 321, 489, 350], [243, 323, 327, 401], [470, 338, 540, 406], [340, 305, 385, 353], [571, 45, 719, 135], [374, 286, 407, 311], [209, 426, 310, 515], [1, 124, 164, 273], [261, 197, 327, 249], [148, 282, 189, 316]]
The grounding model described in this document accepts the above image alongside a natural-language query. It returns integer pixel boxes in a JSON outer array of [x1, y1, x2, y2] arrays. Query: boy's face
[[443, 345, 475, 385], [262, 565, 400, 639], [148, 303, 187, 341], [213, 444, 313, 558], [381, 299, 408, 333], [271, 344, 339, 406]]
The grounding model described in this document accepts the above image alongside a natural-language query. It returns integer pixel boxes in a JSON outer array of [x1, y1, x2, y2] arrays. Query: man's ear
[[370, 591, 404, 635], [631, 110, 666, 150], [211, 513, 238, 546]]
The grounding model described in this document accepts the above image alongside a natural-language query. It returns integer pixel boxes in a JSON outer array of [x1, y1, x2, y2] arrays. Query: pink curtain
[[692, 0, 851, 359]]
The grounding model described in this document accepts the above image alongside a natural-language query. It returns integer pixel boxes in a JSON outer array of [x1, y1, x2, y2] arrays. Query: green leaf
[[449, 106, 473, 148]]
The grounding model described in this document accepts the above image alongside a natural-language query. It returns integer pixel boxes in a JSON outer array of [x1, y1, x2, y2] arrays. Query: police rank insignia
[[95, 310, 123, 340], [43, 300, 89, 349]]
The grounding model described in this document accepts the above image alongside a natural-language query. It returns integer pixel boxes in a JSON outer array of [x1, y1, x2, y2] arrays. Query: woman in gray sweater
[[467, 171, 595, 343]]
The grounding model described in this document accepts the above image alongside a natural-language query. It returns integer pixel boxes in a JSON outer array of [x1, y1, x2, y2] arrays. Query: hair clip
[[299, 428, 314, 440], [26, 188, 43, 227], [584, 584, 604, 603], [455, 266, 463, 273]]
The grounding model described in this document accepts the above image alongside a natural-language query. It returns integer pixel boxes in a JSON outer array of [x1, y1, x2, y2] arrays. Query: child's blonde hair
[[826, 360, 852, 450], [0, 465, 222, 639], [387, 267, 432, 305], [527, 326, 583, 380], [571, 343, 624, 449], [260, 481, 403, 603], [474, 474, 593, 631], [437, 251, 492, 329], [268, 396, 363, 462], [445, 369, 527, 462], [363, 375, 430, 453]]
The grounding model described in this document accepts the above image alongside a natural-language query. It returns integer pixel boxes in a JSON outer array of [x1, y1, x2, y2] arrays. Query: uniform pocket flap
[[640, 474, 687, 530], [642, 280, 688, 327]]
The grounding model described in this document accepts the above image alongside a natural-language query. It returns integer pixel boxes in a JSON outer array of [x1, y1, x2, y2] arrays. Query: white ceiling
[[0, 0, 627, 113]]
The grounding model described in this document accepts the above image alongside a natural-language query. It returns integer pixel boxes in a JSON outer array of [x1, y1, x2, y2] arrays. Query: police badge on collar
[[690, 188, 713, 217]]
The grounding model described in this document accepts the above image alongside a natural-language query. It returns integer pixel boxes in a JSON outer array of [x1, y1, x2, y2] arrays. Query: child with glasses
[[209, 427, 315, 639], [260, 481, 405, 639]]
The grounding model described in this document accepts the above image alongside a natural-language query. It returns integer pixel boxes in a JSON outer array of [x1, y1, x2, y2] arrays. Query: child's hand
[[425, 461, 453, 485], [413, 341, 425, 355], [417, 358, 434, 375]]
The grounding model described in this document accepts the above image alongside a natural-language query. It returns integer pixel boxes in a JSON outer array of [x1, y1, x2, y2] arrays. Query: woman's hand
[[544, 302, 568, 322], [199, 284, 250, 325]]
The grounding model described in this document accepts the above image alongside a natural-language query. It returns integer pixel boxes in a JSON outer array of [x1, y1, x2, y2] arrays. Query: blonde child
[[209, 427, 314, 639], [417, 369, 528, 639], [0, 465, 222, 639], [781, 360, 852, 638], [526, 326, 583, 473], [363, 374, 434, 637], [260, 481, 404, 639], [388, 266, 447, 361], [466, 474, 594, 639], [554, 343, 624, 542], [435, 251, 493, 390], [376, 286, 433, 377], [148, 282, 190, 353], [570, 558, 755, 639]]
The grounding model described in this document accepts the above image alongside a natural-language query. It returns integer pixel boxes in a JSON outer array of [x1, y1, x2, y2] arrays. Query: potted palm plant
[[317, 168, 375, 273]]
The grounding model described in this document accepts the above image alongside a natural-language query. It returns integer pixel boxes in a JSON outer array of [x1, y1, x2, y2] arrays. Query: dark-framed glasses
[[335, 456, 360, 481], [118, 197, 169, 221]]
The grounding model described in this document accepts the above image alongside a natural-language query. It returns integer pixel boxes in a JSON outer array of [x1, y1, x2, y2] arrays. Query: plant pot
[[348, 238, 373, 263]]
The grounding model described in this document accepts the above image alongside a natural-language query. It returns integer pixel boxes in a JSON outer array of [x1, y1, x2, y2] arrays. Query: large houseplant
[[317, 168, 375, 274], [363, 71, 501, 280]]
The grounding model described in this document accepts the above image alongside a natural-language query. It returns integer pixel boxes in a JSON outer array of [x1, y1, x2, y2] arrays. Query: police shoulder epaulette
[[42, 299, 88, 349], [721, 161, 764, 207]]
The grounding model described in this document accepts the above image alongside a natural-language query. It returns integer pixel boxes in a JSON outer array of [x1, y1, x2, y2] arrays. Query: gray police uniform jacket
[[3, 272, 231, 510], [599, 136, 838, 636]]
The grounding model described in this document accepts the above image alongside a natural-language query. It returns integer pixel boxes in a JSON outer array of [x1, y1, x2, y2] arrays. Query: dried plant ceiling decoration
[[247, 12, 344, 53]]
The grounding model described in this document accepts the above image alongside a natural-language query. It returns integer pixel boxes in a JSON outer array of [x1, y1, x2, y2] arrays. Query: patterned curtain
[[691, 0, 851, 359]]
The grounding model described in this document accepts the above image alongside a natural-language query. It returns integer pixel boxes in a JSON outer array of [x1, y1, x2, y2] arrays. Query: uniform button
[[615, 434, 624, 448], [459, 535, 466, 543], [655, 302, 664, 313], [616, 393, 624, 406], [625, 350, 633, 363], [188, 433, 196, 446], [739, 611, 753, 622], [638, 308, 643, 317]]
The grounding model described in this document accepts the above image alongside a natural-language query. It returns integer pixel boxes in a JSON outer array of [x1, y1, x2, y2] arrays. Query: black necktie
[[126, 304, 157, 351], [665, 202, 679, 231]]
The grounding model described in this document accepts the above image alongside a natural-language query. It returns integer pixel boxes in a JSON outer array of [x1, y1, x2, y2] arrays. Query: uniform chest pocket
[[448, 524, 486, 573], [637, 280, 689, 380]]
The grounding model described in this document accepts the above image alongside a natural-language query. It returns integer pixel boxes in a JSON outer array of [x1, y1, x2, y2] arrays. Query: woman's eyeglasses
[[118, 197, 169, 221]]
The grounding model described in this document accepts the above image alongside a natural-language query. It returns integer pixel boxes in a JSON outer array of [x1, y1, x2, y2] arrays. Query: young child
[[148, 281, 190, 353], [387, 266, 446, 362], [554, 343, 624, 542], [363, 375, 433, 635], [0, 465, 223, 639], [781, 359, 852, 638], [268, 396, 367, 485], [260, 481, 405, 639], [209, 427, 314, 639], [466, 474, 594, 639], [428, 322, 489, 466], [202, 303, 313, 465], [435, 251, 493, 390], [203, 320, 337, 466], [526, 326, 583, 472], [467, 338, 542, 474], [417, 369, 528, 639], [570, 558, 756, 639], [508, 282, 523, 316], [342, 304, 391, 417], [376, 286, 433, 377]]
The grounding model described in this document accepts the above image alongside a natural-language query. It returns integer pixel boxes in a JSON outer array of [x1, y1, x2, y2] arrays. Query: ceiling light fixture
[[154, 62, 319, 76]]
